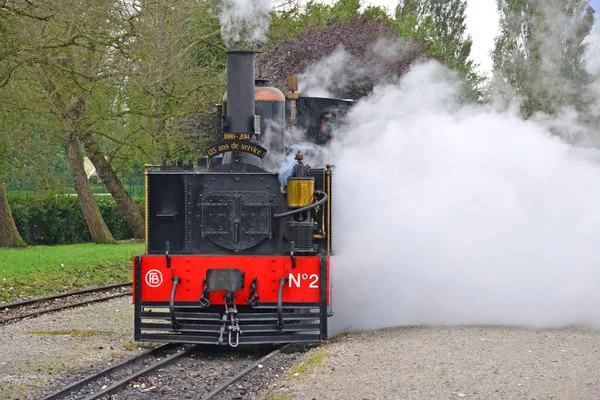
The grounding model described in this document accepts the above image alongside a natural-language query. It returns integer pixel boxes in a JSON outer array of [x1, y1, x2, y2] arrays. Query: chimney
[[225, 50, 255, 134]]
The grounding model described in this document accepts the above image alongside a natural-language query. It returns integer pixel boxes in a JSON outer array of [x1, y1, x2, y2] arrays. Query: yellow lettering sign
[[222, 133, 252, 141], [206, 140, 267, 159]]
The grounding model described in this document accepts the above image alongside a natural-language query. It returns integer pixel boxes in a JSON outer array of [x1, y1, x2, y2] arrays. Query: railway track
[[40, 343, 288, 400], [199, 345, 289, 400], [40, 343, 193, 400], [0, 282, 132, 324]]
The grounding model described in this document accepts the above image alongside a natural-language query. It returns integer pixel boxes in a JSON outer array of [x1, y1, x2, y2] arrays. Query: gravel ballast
[[3, 299, 600, 399], [264, 326, 600, 399], [0, 296, 150, 399]]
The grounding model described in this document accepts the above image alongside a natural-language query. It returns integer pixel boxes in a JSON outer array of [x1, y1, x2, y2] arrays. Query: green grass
[[0, 242, 144, 302], [286, 349, 329, 377]]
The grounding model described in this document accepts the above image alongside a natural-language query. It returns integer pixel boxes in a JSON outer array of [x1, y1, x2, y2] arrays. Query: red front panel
[[134, 255, 330, 305]]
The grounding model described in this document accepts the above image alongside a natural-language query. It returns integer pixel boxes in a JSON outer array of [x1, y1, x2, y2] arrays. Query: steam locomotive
[[132, 50, 352, 346]]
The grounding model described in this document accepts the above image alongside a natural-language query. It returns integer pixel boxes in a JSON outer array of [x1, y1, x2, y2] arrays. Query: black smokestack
[[226, 50, 255, 134]]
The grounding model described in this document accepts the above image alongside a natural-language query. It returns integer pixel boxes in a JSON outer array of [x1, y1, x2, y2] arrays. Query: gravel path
[[107, 345, 312, 399], [0, 297, 308, 400], [0, 296, 152, 400], [4, 300, 600, 400], [264, 326, 600, 400]]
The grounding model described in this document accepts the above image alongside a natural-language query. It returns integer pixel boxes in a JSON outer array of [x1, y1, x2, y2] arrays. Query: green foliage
[[332, 0, 361, 20], [5, 134, 71, 192], [269, 0, 376, 43], [492, 0, 594, 118], [260, 14, 430, 99], [117, 0, 227, 163], [186, 0, 226, 69], [0, 242, 143, 301], [7, 193, 144, 245], [394, 0, 482, 99], [395, 0, 424, 37], [364, 5, 393, 22]]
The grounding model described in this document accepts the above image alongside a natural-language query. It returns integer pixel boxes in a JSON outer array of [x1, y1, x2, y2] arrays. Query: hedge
[[8, 193, 144, 245]]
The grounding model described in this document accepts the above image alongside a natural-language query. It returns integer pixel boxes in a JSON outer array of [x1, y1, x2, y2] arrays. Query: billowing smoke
[[323, 60, 600, 333], [583, 23, 600, 145], [267, 4, 600, 333], [299, 47, 351, 98], [277, 142, 326, 186], [490, 1, 596, 144], [299, 39, 422, 99], [585, 24, 600, 73], [261, 122, 311, 173], [219, 0, 272, 47]]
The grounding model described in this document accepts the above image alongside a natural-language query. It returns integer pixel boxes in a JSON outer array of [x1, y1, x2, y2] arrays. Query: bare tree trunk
[[0, 182, 26, 248], [65, 136, 116, 244], [80, 133, 145, 239]]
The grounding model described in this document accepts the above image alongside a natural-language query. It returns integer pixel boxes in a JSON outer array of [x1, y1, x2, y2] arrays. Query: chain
[[217, 292, 242, 347], [198, 279, 210, 308], [245, 277, 259, 306]]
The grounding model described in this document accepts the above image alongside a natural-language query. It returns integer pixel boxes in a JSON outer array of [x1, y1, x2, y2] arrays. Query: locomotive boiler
[[132, 50, 351, 346]]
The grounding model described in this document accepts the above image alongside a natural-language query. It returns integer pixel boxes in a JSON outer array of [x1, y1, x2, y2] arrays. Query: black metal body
[[136, 164, 331, 345], [287, 97, 353, 144], [224, 51, 256, 134], [147, 168, 329, 255], [134, 51, 344, 346]]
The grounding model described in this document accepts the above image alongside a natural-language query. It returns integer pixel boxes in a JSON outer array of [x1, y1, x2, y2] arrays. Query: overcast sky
[[363, 0, 600, 75]]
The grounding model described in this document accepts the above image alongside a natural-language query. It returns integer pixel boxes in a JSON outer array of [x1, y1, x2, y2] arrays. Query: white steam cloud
[[272, 5, 600, 333], [584, 24, 600, 145], [299, 39, 418, 99], [323, 61, 600, 333], [219, 0, 272, 47], [277, 142, 325, 186], [585, 24, 600, 74], [299, 47, 351, 98]]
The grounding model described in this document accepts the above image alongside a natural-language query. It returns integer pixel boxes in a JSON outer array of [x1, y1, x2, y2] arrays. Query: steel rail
[[39, 343, 174, 400], [0, 292, 132, 324], [200, 344, 291, 400], [0, 282, 132, 310], [81, 344, 199, 400]]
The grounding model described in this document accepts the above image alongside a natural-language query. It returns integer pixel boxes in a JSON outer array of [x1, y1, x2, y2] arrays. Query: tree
[[5, 0, 126, 244], [395, 0, 425, 37], [0, 4, 28, 248], [331, 0, 362, 20], [0, 182, 25, 248], [0, 131, 25, 248], [1, 3, 72, 194], [492, 0, 594, 117], [66, 135, 116, 244], [259, 14, 433, 100], [117, 0, 225, 162], [3, 0, 228, 244], [395, 0, 480, 98], [269, 0, 384, 44], [79, 134, 145, 239]]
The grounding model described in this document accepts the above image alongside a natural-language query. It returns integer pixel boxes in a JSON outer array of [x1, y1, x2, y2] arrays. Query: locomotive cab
[[133, 50, 340, 346]]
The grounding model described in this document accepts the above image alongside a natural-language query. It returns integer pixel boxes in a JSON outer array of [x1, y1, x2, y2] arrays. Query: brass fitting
[[286, 177, 314, 208]]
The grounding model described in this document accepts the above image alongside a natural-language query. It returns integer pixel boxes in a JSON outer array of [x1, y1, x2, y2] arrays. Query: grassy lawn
[[0, 242, 144, 303]]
